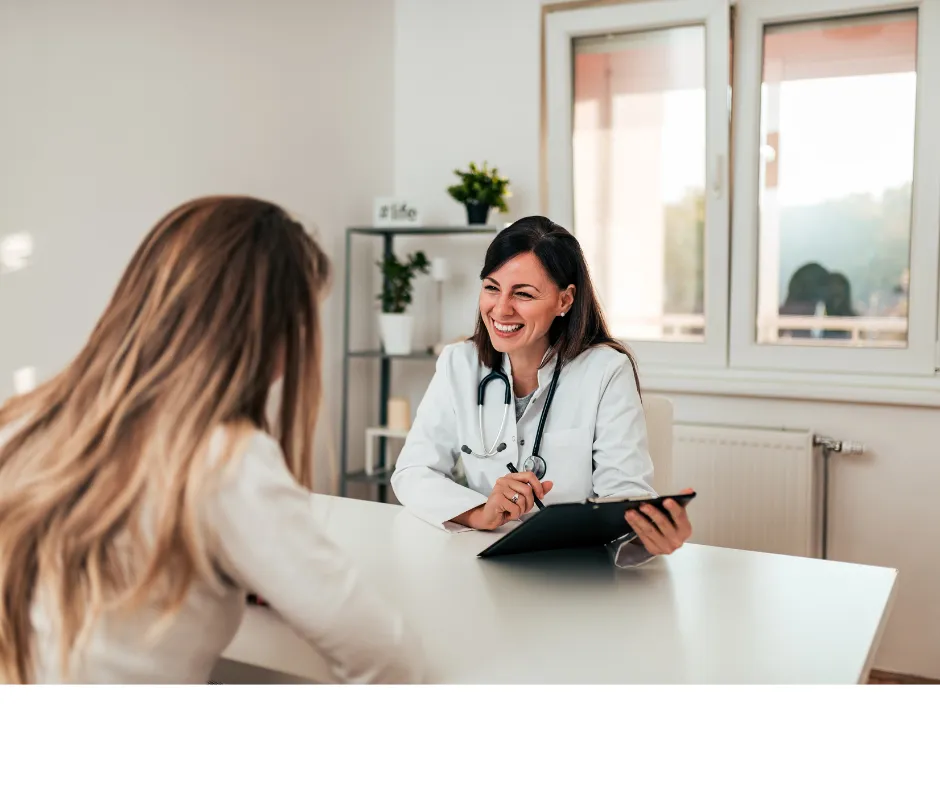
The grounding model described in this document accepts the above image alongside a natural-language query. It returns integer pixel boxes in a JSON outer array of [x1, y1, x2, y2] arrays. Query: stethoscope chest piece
[[523, 453, 547, 480]]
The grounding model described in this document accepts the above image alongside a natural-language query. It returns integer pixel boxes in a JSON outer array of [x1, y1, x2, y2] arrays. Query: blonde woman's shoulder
[[206, 422, 288, 485]]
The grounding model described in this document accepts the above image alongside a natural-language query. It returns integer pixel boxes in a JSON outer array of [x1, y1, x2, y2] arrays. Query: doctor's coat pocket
[[459, 450, 498, 495], [541, 427, 594, 501]]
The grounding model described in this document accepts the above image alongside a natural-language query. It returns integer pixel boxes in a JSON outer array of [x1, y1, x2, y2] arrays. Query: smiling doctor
[[391, 216, 694, 563]]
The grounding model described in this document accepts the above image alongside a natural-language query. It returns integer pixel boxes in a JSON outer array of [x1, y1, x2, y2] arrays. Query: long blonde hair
[[0, 196, 330, 683]]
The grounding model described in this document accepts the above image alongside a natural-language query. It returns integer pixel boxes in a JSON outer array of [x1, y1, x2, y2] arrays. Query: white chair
[[642, 394, 674, 493]]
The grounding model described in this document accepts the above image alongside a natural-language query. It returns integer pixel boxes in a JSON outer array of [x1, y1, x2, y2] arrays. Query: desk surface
[[222, 494, 897, 684]]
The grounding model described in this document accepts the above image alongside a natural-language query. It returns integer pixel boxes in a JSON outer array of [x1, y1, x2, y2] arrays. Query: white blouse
[[0, 423, 423, 684]]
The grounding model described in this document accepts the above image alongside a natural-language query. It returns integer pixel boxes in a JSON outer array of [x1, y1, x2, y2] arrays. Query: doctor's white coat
[[391, 341, 656, 527]]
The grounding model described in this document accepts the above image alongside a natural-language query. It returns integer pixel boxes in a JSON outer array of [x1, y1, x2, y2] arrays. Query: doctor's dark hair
[[471, 215, 640, 392]]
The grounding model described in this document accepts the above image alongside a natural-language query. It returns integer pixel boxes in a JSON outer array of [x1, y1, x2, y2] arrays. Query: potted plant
[[376, 250, 430, 354], [447, 161, 511, 225]]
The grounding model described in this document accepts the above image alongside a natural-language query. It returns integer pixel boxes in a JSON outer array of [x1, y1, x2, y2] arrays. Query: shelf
[[347, 349, 437, 360], [344, 468, 394, 486], [366, 426, 410, 439], [347, 225, 501, 236], [340, 220, 494, 500]]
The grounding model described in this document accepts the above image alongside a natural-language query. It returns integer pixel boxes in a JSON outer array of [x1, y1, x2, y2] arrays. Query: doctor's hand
[[624, 488, 694, 556], [474, 472, 554, 530]]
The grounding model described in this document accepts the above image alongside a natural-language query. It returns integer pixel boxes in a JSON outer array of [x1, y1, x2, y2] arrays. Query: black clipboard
[[476, 492, 696, 558]]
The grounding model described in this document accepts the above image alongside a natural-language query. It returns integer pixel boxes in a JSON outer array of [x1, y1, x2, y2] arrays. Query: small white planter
[[379, 312, 413, 355]]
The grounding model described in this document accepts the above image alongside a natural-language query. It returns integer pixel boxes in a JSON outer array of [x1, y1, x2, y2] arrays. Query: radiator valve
[[814, 435, 865, 455]]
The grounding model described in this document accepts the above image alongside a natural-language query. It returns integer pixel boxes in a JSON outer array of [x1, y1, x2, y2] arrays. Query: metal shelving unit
[[340, 224, 499, 501]]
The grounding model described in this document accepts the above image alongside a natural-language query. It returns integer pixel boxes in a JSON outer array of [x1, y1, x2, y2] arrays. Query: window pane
[[572, 26, 706, 343], [757, 12, 916, 348]]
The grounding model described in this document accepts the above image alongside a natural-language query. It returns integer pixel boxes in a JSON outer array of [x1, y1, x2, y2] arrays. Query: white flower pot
[[379, 312, 413, 355]]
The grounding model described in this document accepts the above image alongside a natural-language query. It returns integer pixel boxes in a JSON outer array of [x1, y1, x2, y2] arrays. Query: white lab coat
[[391, 340, 656, 527]]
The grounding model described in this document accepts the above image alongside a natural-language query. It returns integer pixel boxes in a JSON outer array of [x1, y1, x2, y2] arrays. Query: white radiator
[[674, 424, 821, 558]]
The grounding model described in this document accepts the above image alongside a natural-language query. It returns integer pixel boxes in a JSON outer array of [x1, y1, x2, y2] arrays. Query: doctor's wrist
[[452, 505, 487, 530]]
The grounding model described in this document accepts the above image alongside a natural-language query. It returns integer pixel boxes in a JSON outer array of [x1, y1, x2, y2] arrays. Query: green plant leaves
[[447, 160, 511, 212], [375, 250, 431, 313]]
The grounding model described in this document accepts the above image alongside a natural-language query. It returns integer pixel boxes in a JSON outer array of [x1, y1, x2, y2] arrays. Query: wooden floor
[[868, 669, 939, 684]]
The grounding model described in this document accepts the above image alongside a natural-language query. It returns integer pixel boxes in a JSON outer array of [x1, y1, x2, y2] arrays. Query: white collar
[[499, 348, 559, 390]]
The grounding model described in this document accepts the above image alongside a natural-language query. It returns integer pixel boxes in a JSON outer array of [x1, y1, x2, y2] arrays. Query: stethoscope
[[460, 357, 563, 480]]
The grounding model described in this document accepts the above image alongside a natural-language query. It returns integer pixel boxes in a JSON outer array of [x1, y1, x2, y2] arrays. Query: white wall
[[389, 0, 545, 452], [394, 0, 940, 679], [0, 0, 393, 492]]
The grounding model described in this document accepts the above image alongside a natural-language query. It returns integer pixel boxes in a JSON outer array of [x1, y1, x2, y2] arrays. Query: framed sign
[[373, 197, 422, 227]]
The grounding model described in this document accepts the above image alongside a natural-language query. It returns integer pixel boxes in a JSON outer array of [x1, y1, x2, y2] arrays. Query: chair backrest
[[642, 394, 674, 493]]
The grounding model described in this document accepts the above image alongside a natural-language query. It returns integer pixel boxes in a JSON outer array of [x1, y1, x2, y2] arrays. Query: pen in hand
[[506, 462, 545, 510]]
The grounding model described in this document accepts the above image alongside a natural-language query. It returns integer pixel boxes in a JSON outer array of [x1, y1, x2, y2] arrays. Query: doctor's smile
[[490, 319, 524, 337]]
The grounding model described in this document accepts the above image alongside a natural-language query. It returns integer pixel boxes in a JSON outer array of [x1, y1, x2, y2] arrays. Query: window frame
[[545, 0, 732, 370], [728, 0, 940, 377]]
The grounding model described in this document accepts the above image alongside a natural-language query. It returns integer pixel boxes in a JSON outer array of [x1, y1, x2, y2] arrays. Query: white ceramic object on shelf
[[364, 426, 410, 475], [379, 313, 413, 355]]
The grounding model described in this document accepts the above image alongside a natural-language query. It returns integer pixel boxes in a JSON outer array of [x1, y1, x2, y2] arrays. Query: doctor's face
[[479, 252, 574, 356]]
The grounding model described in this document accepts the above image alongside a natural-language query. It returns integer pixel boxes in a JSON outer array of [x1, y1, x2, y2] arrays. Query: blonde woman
[[0, 196, 422, 684]]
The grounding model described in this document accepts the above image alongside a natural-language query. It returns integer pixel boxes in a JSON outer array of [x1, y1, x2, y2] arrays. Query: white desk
[[221, 494, 897, 683]]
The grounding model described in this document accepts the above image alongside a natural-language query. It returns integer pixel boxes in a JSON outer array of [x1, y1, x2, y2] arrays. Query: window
[[546, 0, 940, 385], [730, 0, 940, 376], [572, 26, 707, 344], [546, 0, 730, 369], [757, 13, 916, 350]]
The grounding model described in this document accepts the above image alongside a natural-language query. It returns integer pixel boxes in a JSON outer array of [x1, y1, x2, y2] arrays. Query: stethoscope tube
[[476, 369, 511, 457], [524, 359, 561, 478]]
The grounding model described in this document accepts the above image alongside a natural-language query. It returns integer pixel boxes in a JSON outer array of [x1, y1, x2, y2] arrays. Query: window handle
[[712, 154, 724, 198]]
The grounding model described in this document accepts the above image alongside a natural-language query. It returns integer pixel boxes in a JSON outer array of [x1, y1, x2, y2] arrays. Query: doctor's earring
[[559, 312, 566, 317]]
